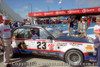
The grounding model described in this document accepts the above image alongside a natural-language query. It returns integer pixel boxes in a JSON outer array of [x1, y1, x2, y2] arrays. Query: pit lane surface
[[0, 53, 97, 67]]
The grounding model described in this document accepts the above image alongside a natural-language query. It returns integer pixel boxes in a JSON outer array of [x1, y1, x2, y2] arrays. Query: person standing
[[8, 21, 12, 29], [78, 16, 89, 38], [15, 22, 18, 27], [73, 19, 78, 35], [12, 22, 16, 28], [87, 16, 91, 26], [93, 15, 100, 67], [17, 22, 20, 27], [0, 16, 11, 67], [68, 18, 74, 36]]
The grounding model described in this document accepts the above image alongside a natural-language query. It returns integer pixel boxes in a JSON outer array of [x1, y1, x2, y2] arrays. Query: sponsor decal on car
[[31, 41, 35, 44], [70, 43, 82, 47], [85, 45, 93, 50], [37, 41, 46, 49], [38, 51, 48, 55], [48, 44, 54, 50], [57, 42, 67, 46], [49, 52, 56, 55], [59, 53, 64, 57], [32, 51, 38, 54]]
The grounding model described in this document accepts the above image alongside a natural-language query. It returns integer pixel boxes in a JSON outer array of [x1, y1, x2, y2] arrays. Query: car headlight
[[87, 37, 94, 43]]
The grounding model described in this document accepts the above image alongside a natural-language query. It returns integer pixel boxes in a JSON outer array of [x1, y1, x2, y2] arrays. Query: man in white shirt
[[0, 16, 11, 67], [94, 15, 100, 67]]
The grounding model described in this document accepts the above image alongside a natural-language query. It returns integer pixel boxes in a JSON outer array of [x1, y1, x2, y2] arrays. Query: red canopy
[[23, 19, 28, 22], [0, 15, 3, 24], [29, 7, 100, 17]]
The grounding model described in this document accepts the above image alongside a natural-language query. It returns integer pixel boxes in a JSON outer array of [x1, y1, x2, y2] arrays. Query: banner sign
[[29, 7, 100, 17]]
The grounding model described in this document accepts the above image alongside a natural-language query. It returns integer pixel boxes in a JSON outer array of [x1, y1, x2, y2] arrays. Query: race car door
[[28, 28, 56, 56], [12, 28, 31, 51]]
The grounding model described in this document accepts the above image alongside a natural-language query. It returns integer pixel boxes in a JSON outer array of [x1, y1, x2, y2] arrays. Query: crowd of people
[[35, 16, 91, 25], [35, 16, 91, 38], [35, 18, 63, 25], [8, 21, 26, 29], [68, 16, 91, 38]]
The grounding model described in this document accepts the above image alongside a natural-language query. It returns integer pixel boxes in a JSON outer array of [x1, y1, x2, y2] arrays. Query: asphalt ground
[[0, 52, 98, 67]]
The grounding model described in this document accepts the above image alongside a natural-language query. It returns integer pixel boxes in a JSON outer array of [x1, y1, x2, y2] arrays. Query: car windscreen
[[45, 27, 62, 38]]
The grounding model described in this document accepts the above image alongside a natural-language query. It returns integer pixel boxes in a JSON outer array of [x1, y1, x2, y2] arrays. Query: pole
[[31, 3, 32, 13], [30, 3, 33, 24], [48, 6, 50, 11], [59, 0, 63, 10]]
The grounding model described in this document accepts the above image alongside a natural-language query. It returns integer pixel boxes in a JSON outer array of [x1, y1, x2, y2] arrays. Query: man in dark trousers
[[68, 18, 77, 35]]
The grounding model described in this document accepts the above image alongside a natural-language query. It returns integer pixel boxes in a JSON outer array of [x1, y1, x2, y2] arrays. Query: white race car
[[10, 25, 96, 66]]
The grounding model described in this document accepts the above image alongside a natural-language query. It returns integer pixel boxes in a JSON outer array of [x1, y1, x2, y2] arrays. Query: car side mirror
[[47, 36, 52, 40]]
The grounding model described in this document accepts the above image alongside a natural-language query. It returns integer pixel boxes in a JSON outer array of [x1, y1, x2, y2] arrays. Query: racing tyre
[[65, 50, 83, 66], [9, 47, 15, 58]]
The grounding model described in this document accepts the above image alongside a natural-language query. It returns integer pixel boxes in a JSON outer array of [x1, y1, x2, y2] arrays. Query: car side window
[[13, 28, 31, 39], [30, 28, 40, 39], [40, 29, 49, 39], [13, 28, 24, 39], [13, 29, 19, 38], [24, 29, 32, 39]]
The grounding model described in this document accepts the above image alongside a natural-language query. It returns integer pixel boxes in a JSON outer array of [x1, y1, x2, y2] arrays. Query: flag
[[34, 8, 42, 12], [59, 0, 62, 4]]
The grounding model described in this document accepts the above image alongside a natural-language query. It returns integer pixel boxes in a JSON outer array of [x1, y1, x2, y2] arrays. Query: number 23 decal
[[37, 42, 46, 49]]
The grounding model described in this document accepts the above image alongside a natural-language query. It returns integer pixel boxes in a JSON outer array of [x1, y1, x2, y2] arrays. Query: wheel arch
[[64, 48, 84, 61]]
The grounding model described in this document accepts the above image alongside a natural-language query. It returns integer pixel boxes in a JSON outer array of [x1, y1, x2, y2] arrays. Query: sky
[[4, 0, 100, 19]]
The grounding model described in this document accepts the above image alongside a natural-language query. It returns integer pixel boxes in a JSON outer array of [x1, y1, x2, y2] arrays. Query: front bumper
[[84, 52, 97, 62]]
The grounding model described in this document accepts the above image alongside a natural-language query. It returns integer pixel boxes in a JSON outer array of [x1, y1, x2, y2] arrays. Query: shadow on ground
[[0, 53, 97, 67], [11, 54, 63, 67]]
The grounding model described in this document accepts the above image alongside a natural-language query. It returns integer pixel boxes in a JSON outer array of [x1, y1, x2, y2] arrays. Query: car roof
[[14, 25, 53, 29], [24, 24, 54, 28], [25, 25, 44, 27]]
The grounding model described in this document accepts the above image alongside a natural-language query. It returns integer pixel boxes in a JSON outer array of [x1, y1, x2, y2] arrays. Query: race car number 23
[[37, 42, 46, 49]]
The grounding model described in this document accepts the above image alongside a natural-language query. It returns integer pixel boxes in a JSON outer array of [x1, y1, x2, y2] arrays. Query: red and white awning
[[29, 7, 100, 17]]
